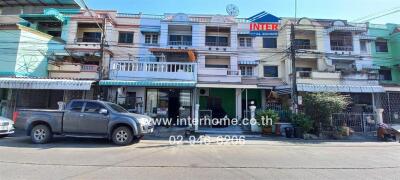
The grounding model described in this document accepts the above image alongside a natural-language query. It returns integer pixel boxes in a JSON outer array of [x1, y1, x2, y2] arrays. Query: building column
[[160, 23, 169, 47], [235, 88, 242, 119]]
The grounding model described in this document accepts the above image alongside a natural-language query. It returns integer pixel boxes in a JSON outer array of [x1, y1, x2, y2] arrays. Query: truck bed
[[14, 109, 65, 133]]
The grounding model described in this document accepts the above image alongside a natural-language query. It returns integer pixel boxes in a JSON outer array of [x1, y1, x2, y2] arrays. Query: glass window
[[146, 89, 158, 116], [239, 38, 245, 47], [70, 101, 84, 112], [246, 38, 252, 47], [240, 66, 253, 76], [145, 34, 151, 44], [263, 66, 278, 77], [152, 34, 158, 44], [376, 40, 388, 52], [118, 32, 134, 44], [239, 37, 252, 47], [107, 103, 128, 113], [379, 69, 392, 81], [360, 40, 367, 52], [263, 38, 277, 48], [84, 102, 104, 113], [82, 32, 101, 42]]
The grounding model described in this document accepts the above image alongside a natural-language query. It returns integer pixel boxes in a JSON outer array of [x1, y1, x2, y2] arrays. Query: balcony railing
[[81, 65, 98, 72], [227, 70, 241, 76], [331, 46, 353, 51], [295, 45, 317, 50], [205, 42, 229, 46], [76, 37, 101, 43], [48, 63, 99, 79], [110, 61, 197, 81], [168, 41, 192, 46]]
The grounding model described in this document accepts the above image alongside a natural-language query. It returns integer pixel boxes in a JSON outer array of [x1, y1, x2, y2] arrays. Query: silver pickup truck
[[14, 100, 154, 145]]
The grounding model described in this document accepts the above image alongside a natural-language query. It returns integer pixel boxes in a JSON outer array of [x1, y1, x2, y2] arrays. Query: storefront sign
[[248, 11, 280, 37]]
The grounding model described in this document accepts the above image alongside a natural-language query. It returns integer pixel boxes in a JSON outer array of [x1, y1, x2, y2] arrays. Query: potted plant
[[290, 113, 313, 138], [256, 109, 279, 134]]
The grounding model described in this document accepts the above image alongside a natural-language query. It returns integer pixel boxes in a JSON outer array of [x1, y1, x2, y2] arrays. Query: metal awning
[[275, 84, 385, 94], [0, 78, 94, 90], [140, 27, 160, 33], [238, 60, 259, 65], [297, 84, 385, 93], [0, 0, 81, 7], [99, 80, 196, 87], [20, 9, 66, 22]]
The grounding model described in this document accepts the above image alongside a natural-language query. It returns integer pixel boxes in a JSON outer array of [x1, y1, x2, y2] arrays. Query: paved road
[[0, 133, 399, 180]]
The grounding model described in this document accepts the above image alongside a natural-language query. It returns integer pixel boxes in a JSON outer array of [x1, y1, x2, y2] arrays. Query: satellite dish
[[226, 4, 239, 17]]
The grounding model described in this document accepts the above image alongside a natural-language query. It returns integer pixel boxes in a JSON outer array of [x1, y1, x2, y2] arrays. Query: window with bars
[[240, 66, 254, 76], [118, 32, 134, 44], [145, 34, 159, 45], [239, 37, 252, 47]]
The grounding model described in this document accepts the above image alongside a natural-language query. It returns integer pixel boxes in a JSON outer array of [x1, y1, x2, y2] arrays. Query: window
[[239, 37, 252, 47], [330, 32, 353, 51], [84, 102, 104, 113], [82, 32, 101, 42], [375, 40, 388, 52], [118, 32, 134, 44], [145, 34, 158, 45], [294, 39, 311, 49], [240, 66, 254, 76], [296, 67, 312, 71], [107, 103, 128, 113], [263, 66, 278, 77], [70, 101, 84, 112], [169, 35, 192, 45], [360, 40, 367, 52], [263, 38, 277, 48], [205, 36, 229, 46], [205, 56, 230, 68], [379, 69, 392, 81]]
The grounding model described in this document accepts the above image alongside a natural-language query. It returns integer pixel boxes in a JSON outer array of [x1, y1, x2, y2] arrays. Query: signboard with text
[[248, 11, 280, 37]]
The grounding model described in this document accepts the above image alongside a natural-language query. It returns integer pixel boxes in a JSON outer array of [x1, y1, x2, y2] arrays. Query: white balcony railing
[[48, 63, 99, 80], [110, 61, 197, 81]]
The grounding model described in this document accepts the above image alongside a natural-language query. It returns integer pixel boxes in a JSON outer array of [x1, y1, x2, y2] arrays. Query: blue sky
[[84, 0, 400, 24]]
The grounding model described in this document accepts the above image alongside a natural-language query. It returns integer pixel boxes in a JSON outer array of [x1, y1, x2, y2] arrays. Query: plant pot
[[262, 127, 273, 135], [294, 127, 304, 139]]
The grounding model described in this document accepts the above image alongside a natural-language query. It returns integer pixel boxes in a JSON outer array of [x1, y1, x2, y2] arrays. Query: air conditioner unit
[[199, 88, 209, 96]]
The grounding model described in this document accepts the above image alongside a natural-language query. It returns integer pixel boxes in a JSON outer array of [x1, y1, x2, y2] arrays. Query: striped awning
[[99, 80, 196, 87], [238, 60, 259, 65], [275, 84, 385, 94], [0, 78, 94, 90]]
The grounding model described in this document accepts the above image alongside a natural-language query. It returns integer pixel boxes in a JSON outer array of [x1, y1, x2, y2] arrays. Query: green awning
[[20, 9, 66, 22], [99, 80, 196, 87]]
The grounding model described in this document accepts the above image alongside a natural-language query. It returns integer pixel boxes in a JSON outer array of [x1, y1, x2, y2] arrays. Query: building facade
[[0, 3, 399, 128]]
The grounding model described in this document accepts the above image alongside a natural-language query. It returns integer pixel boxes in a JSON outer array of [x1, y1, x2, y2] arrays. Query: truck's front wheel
[[112, 126, 133, 146], [31, 125, 52, 144]]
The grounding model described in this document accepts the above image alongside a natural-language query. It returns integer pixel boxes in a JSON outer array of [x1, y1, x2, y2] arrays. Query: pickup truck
[[14, 100, 154, 145]]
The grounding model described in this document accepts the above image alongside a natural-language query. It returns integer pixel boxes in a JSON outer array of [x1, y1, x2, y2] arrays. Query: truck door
[[63, 101, 84, 133], [79, 102, 109, 134]]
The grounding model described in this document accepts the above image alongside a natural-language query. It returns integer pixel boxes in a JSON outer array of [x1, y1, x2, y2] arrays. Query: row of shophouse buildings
[[0, 0, 400, 126]]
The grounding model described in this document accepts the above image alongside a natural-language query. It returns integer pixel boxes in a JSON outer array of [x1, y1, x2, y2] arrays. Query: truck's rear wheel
[[112, 126, 133, 146], [31, 125, 52, 144]]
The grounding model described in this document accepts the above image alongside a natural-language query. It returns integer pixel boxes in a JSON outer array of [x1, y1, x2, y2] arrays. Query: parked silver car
[[0, 116, 15, 137]]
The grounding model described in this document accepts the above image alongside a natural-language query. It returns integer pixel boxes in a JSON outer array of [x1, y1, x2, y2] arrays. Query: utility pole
[[290, 23, 298, 113], [98, 15, 106, 100], [99, 16, 106, 80]]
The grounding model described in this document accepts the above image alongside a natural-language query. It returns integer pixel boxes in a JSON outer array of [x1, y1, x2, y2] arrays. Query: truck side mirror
[[99, 108, 108, 115]]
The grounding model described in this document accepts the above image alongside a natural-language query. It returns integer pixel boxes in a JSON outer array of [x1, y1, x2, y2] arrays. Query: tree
[[303, 93, 350, 134]]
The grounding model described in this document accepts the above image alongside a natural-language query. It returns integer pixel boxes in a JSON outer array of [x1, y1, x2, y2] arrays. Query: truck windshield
[[107, 103, 128, 113]]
